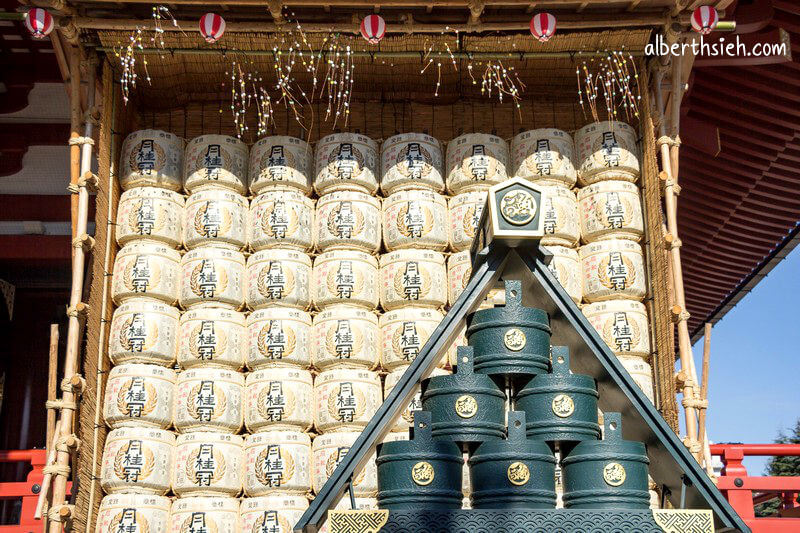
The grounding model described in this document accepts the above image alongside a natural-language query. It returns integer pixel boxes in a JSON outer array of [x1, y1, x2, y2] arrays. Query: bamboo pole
[[699, 322, 712, 472], [69, 47, 81, 242], [652, 65, 700, 460], [46, 324, 59, 453], [46, 50, 97, 532]]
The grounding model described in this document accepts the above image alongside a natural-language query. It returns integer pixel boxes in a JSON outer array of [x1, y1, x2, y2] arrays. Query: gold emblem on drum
[[257, 264, 296, 300], [185, 384, 228, 421], [116, 378, 158, 417], [180, 513, 218, 533], [395, 143, 433, 178], [507, 461, 531, 486], [325, 447, 367, 485], [193, 204, 233, 238], [598, 253, 637, 290], [252, 512, 291, 533], [594, 195, 634, 229], [551, 394, 575, 418], [260, 203, 300, 238], [119, 317, 158, 352], [327, 385, 367, 422], [185, 447, 227, 483], [113, 442, 155, 482], [127, 200, 166, 234], [499, 190, 537, 226], [190, 260, 229, 297], [108, 509, 150, 533], [188, 326, 228, 360], [411, 461, 435, 486], [455, 394, 478, 419], [601, 313, 641, 353], [129, 140, 165, 173], [396, 204, 434, 237], [122, 259, 162, 293], [504, 328, 527, 351], [255, 446, 296, 487], [327, 204, 365, 238], [603, 462, 627, 487]]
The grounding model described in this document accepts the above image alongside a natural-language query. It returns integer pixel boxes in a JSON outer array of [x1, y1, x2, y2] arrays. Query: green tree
[[755, 419, 800, 517]]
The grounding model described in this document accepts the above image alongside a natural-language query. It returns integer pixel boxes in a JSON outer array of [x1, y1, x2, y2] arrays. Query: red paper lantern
[[691, 6, 719, 35], [530, 12, 557, 42], [25, 8, 54, 40], [199, 12, 226, 43], [360, 14, 386, 44]]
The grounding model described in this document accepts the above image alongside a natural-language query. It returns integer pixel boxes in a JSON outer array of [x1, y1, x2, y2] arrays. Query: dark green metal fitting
[[469, 411, 557, 510], [466, 280, 551, 378], [421, 346, 506, 447], [514, 347, 600, 449], [377, 411, 464, 510], [561, 413, 651, 510]]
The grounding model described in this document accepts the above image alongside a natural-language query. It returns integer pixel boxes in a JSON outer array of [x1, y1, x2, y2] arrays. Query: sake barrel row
[[96, 493, 309, 533]]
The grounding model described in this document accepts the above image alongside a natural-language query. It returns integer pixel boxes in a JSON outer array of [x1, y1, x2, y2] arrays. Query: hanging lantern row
[[691, 6, 719, 35], [530, 12, 557, 42], [25, 8, 54, 40], [199, 12, 226, 43]]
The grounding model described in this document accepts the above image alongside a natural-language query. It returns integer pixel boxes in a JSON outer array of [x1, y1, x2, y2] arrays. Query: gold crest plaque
[[411, 461, 435, 486], [503, 328, 527, 351], [603, 462, 626, 487], [455, 395, 478, 419], [507, 461, 531, 486]]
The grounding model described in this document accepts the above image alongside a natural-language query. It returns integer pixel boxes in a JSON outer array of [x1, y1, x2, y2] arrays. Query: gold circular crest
[[116, 379, 158, 416], [129, 141, 165, 173], [119, 317, 158, 352], [597, 254, 636, 290], [113, 442, 155, 482], [500, 189, 537, 226], [396, 204, 434, 238], [193, 203, 233, 238], [551, 394, 575, 418], [507, 461, 531, 486], [254, 446, 296, 487], [261, 203, 300, 238], [180, 513, 218, 533], [411, 461, 435, 486], [190, 261, 229, 298], [503, 328, 527, 351], [108, 509, 150, 533], [123, 259, 162, 292], [257, 264, 296, 300], [257, 322, 297, 359], [454, 394, 478, 419], [603, 462, 627, 487]]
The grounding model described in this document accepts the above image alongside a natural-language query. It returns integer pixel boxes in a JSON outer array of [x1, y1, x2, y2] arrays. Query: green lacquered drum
[[466, 280, 551, 377], [515, 347, 600, 450], [421, 346, 506, 447], [562, 413, 650, 509], [377, 411, 464, 510], [469, 411, 556, 509]]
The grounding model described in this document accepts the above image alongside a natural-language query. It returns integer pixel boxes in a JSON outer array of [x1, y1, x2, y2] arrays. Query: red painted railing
[[711, 443, 800, 533], [0, 450, 47, 533]]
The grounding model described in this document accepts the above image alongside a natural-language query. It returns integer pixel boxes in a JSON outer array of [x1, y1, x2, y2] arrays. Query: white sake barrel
[[178, 308, 247, 370], [246, 249, 312, 310], [577, 180, 644, 242], [539, 184, 580, 247], [384, 367, 448, 432], [184, 134, 249, 194], [103, 364, 176, 430], [617, 355, 654, 403], [312, 306, 380, 371], [120, 129, 184, 191], [96, 494, 171, 533], [318, 497, 378, 533], [446, 133, 509, 194], [313, 368, 382, 433], [447, 251, 471, 307], [183, 188, 248, 250], [108, 299, 179, 367], [543, 245, 582, 304], [312, 250, 379, 311], [168, 497, 239, 533], [312, 432, 378, 497], [315, 191, 382, 254], [511, 128, 577, 187], [575, 121, 640, 184], [240, 495, 309, 533], [112, 241, 181, 305], [315, 133, 379, 195], [380, 132, 445, 195], [180, 245, 246, 310], [173, 432, 244, 497], [579, 240, 646, 302], [583, 300, 651, 359], [101, 427, 174, 495], [244, 431, 312, 496], [382, 189, 449, 251], [246, 308, 312, 369], [245, 367, 314, 432], [380, 307, 448, 370], [380, 249, 447, 310], [448, 191, 487, 252], [174, 368, 244, 434], [116, 187, 184, 248], [250, 135, 313, 195], [250, 189, 314, 252]]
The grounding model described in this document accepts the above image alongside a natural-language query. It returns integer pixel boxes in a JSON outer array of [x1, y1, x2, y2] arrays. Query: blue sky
[[688, 243, 800, 474]]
